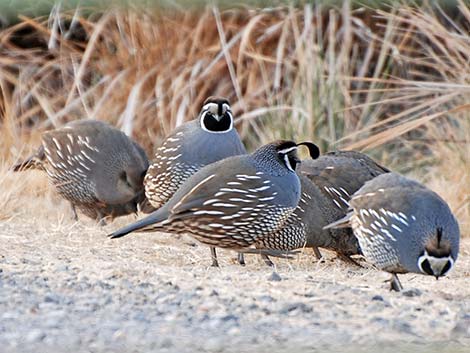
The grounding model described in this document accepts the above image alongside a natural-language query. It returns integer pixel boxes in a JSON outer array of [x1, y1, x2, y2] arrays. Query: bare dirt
[[0, 201, 469, 353]]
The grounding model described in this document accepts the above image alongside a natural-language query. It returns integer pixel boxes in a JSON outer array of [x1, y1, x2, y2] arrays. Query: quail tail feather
[[108, 207, 169, 239]]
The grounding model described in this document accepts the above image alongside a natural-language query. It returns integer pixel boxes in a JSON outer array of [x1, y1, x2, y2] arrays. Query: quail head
[[143, 96, 246, 265], [324, 172, 460, 291], [109, 140, 320, 260], [253, 150, 389, 266], [13, 120, 149, 223]]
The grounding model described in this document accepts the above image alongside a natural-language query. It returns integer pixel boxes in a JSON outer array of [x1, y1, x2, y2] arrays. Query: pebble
[[267, 272, 282, 282], [26, 329, 46, 342], [451, 319, 470, 338], [402, 288, 422, 297], [280, 302, 313, 314]]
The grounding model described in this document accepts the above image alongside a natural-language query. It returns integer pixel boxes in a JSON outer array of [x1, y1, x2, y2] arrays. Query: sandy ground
[[0, 199, 469, 353]]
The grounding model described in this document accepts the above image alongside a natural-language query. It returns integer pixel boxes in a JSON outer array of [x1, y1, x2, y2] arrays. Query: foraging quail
[[324, 172, 460, 291], [255, 151, 390, 265], [12, 120, 149, 222], [109, 140, 320, 260], [144, 96, 247, 266]]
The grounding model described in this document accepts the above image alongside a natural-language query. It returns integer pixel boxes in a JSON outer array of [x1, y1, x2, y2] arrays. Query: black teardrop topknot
[[297, 142, 320, 160]]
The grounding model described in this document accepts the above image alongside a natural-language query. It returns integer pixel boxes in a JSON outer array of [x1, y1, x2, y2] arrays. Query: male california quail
[[13, 120, 149, 223], [255, 151, 390, 265], [324, 172, 460, 291], [144, 96, 247, 266], [109, 140, 320, 260]]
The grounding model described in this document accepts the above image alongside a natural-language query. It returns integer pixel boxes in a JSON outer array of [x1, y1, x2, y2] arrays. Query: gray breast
[[144, 120, 246, 209]]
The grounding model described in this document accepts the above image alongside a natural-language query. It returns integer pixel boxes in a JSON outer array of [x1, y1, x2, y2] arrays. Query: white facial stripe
[[200, 109, 233, 133], [278, 146, 298, 155], [222, 103, 231, 112], [284, 154, 295, 172], [202, 103, 218, 112]]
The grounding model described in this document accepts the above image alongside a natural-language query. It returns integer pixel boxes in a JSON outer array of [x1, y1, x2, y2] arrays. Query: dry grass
[[0, 1, 468, 235]]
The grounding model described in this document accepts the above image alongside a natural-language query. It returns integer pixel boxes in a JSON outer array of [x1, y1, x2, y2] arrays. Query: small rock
[[371, 295, 384, 301], [402, 288, 422, 297], [392, 319, 414, 334], [44, 294, 60, 303], [280, 302, 313, 314], [370, 317, 389, 326], [161, 337, 173, 348], [258, 295, 275, 302], [451, 319, 470, 338], [26, 329, 46, 342], [268, 272, 282, 282], [220, 314, 239, 323]]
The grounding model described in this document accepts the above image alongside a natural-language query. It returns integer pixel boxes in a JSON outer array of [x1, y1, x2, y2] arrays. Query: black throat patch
[[202, 112, 232, 132]]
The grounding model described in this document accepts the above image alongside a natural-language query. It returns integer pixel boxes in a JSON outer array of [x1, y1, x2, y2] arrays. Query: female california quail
[[325, 172, 460, 291], [109, 140, 320, 260], [255, 151, 390, 265], [144, 96, 247, 266], [13, 120, 149, 223]]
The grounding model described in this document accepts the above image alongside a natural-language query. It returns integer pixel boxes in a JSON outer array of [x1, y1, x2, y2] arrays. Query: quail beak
[[435, 275, 439, 280], [213, 114, 223, 122]]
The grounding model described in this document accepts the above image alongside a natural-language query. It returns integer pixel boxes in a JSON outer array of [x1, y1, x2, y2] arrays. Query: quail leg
[[96, 211, 108, 227], [70, 203, 78, 221], [312, 247, 323, 260], [336, 253, 363, 267], [237, 253, 246, 266], [390, 273, 403, 292], [262, 254, 274, 267], [210, 247, 219, 267], [98, 218, 108, 227]]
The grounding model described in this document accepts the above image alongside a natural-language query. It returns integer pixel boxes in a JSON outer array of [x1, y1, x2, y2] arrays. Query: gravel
[[0, 215, 469, 353]]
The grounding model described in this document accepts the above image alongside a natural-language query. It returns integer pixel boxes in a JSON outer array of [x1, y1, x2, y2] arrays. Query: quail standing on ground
[[13, 120, 149, 223], [324, 172, 460, 291], [144, 96, 247, 266], [254, 151, 390, 266], [109, 140, 320, 260]]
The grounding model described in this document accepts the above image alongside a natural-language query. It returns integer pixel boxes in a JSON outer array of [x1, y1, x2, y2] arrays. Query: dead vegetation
[[0, 1, 468, 234]]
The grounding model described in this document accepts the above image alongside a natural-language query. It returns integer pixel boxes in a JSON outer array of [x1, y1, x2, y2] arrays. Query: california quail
[[144, 96, 247, 266], [255, 151, 390, 265], [109, 140, 320, 260], [12, 120, 149, 223], [324, 172, 460, 291]]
